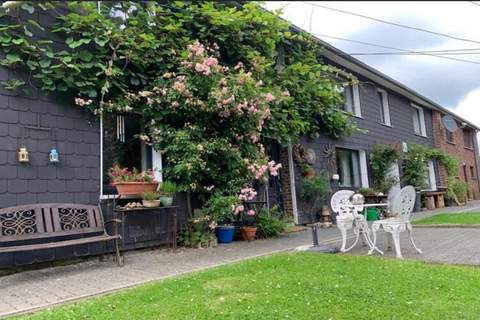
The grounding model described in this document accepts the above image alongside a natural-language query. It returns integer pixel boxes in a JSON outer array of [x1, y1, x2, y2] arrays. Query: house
[[278, 32, 480, 224]]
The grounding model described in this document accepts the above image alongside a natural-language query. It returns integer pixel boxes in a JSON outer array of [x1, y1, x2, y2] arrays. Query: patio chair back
[[330, 190, 362, 219], [390, 186, 416, 219]]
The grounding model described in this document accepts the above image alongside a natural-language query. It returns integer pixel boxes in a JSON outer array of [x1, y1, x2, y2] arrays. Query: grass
[[413, 212, 480, 225], [15, 253, 480, 320]]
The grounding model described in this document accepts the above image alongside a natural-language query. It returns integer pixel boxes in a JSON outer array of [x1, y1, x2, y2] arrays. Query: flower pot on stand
[[240, 226, 257, 241], [142, 200, 160, 208], [216, 225, 235, 244], [114, 182, 158, 196], [160, 196, 174, 207]]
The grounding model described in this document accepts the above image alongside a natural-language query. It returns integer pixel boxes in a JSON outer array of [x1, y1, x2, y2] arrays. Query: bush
[[447, 178, 468, 204], [256, 206, 287, 239], [142, 191, 160, 201]]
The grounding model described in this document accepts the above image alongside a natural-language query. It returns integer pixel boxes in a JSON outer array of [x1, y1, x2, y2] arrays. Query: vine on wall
[[0, 1, 359, 200]]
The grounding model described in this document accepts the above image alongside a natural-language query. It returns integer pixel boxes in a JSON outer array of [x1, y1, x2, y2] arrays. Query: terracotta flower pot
[[240, 226, 257, 242], [114, 182, 158, 196]]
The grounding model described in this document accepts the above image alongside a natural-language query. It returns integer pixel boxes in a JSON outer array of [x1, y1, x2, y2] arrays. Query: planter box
[[114, 182, 158, 196]]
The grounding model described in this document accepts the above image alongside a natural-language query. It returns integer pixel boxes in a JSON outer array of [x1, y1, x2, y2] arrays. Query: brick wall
[[279, 147, 293, 217], [0, 84, 101, 208], [432, 110, 480, 200]]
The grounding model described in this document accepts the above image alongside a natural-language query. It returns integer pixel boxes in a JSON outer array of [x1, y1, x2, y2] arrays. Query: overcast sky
[[263, 1, 480, 127]]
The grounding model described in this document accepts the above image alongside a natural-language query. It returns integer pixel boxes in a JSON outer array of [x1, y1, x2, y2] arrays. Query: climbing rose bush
[[123, 41, 285, 196]]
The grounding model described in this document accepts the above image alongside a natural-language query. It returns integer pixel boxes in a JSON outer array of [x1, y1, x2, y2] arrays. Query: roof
[[289, 25, 480, 131]]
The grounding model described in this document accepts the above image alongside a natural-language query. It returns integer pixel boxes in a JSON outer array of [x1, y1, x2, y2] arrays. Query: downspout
[[99, 114, 103, 200], [287, 143, 299, 224]]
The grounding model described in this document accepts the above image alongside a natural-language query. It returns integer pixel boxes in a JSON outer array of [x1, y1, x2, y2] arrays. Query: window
[[377, 89, 391, 126], [470, 166, 477, 180], [101, 114, 163, 196], [464, 128, 474, 149], [337, 84, 361, 117], [445, 128, 455, 144], [336, 148, 361, 188], [411, 104, 427, 137]]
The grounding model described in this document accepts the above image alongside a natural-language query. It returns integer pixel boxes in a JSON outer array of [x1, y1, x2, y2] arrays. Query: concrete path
[[1, 201, 480, 318]]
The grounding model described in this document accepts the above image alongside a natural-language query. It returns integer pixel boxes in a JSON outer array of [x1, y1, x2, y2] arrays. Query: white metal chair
[[331, 190, 367, 252], [369, 185, 422, 259]]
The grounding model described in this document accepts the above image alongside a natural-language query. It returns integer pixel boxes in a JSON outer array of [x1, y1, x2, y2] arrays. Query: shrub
[[179, 214, 217, 247], [446, 178, 468, 203], [203, 193, 239, 225], [256, 206, 287, 239], [369, 144, 399, 193]]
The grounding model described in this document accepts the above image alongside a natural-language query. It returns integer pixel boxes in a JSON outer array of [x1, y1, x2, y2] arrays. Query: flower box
[[114, 182, 158, 196]]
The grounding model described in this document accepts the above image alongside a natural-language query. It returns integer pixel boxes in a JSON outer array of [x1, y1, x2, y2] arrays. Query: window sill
[[464, 146, 474, 151], [380, 122, 392, 128], [446, 141, 456, 145], [414, 133, 428, 139]]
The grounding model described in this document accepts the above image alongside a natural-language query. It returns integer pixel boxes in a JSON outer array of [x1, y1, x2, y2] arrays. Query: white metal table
[[348, 203, 389, 254]]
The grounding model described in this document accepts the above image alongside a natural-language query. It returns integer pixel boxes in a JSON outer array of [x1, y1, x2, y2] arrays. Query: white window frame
[[424, 160, 437, 191], [359, 150, 369, 188], [411, 104, 427, 137], [338, 84, 361, 118], [377, 88, 391, 126], [352, 84, 362, 117]]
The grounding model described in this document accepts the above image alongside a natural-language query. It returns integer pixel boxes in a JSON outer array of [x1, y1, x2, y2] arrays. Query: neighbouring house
[[278, 30, 480, 224], [432, 110, 480, 200]]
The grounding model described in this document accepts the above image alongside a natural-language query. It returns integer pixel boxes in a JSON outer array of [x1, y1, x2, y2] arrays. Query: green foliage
[[402, 143, 429, 189], [141, 191, 160, 201], [0, 1, 355, 140], [369, 144, 399, 193], [446, 178, 468, 203], [425, 148, 459, 177], [179, 213, 216, 247], [202, 193, 239, 225], [413, 212, 480, 225], [256, 206, 287, 239], [159, 181, 177, 196], [300, 175, 330, 203]]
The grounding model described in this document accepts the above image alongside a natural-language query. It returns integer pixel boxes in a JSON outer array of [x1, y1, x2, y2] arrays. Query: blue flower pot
[[216, 226, 235, 244]]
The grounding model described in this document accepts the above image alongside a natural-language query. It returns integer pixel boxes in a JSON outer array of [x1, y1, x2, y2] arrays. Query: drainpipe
[[473, 130, 480, 198]]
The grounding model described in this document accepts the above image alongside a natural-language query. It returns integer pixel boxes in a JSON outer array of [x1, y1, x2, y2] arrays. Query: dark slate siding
[[0, 82, 100, 208], [294, 72, 436, 224]]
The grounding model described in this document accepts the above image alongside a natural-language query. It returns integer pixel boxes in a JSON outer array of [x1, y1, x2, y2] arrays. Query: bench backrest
[[0, 203, 105, 243]]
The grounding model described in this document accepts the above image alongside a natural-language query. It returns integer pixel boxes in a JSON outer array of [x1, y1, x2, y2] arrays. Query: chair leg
[[114, 239, 124, 267], [407, 223, 422, 254], [368, 223, 384, 256], [390, 229, 403, 259], [337, 222, 349, 252], [344, 226, 360, 252]]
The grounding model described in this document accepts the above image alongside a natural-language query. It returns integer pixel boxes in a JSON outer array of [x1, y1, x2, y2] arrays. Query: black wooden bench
[[0, 203, 123, 266]]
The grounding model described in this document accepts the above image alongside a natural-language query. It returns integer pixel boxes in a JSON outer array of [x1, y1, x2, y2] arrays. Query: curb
[[413, 224, 480, 229]]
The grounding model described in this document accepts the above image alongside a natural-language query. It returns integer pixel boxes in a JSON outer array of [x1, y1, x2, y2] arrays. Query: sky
[[262, 1, 480, 128]]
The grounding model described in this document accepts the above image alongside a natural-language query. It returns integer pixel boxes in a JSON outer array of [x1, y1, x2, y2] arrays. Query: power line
[[470, 1, 480, 7], [312, 33, 480, 65], [350, 48, 480, 55], [305, 2, 480, 45], [349, 51, 480, 56]]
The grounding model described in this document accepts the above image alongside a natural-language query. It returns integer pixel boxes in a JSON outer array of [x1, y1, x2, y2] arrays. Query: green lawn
[[413, 212, 480, 225], [15, 253, 480, 320]]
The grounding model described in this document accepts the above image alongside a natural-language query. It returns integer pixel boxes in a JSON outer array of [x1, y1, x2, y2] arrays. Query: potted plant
[[159, 181, 177, 206], [141, 191, 161, 208], [240, 208, 257, 241], [203, 194, 239, 244], [108, 164, 158, 196], [301, 164, 316, 179]]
